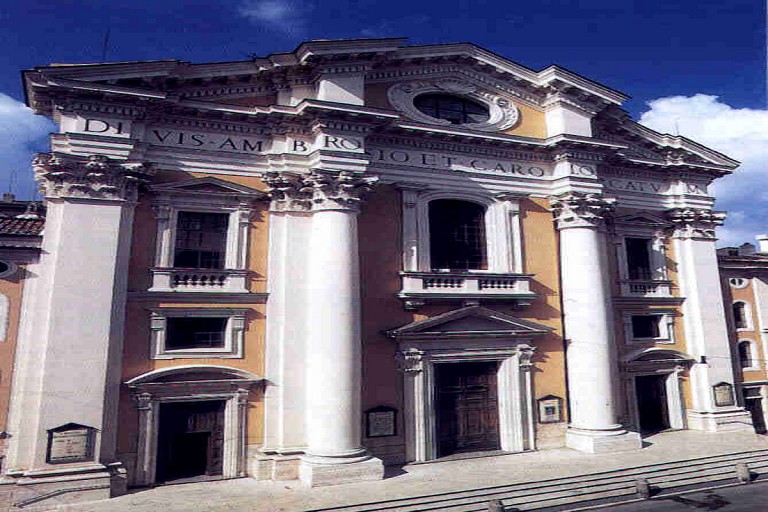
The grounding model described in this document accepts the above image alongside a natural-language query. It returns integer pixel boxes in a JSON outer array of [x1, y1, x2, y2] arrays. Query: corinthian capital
[[262, 170, 378, 212], [33, 153, 154, 201], [304, 170, 378, 211], [666, 208, 725, 240], [261, 172, 313, 212], [549, 192, 615, 229]]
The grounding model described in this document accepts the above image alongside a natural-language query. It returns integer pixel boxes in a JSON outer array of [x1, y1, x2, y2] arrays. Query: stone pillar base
[[299, 456, 384, 487], [687, 409, 754, 432], [251, 453, 302, 481], [566, 427, 642, 454]]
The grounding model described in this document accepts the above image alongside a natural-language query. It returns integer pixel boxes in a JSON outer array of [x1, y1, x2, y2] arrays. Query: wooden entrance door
[[156, 400, 225, 483], [435, 361, 500, 457], [635, 375, 669, 434], [746, 399, 767, 434]]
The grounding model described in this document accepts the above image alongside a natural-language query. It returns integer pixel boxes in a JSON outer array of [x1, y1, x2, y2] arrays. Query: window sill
[[148, 267, 249, 293], [398, 271, 536, 310], [620, 279, 673, 298]]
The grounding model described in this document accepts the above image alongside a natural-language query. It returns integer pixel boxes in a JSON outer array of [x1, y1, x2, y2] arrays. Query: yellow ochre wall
[[0, 269, 27, 451], [357, 188, 566, 459], [118, 170, 270, 457]]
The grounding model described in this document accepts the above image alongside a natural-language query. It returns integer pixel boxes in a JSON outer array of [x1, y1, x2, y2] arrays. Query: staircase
[[304, 448, 768, 512]]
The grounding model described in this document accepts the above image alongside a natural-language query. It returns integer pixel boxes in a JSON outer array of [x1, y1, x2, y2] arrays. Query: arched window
[[428, 199, 487, 271], [739, 341, 754, 369], [733, 301, 750, 330]]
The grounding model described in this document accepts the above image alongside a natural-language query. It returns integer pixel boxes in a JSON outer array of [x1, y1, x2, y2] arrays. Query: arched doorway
[[125, 365, 261, 487], [623, 349, 693, 435]]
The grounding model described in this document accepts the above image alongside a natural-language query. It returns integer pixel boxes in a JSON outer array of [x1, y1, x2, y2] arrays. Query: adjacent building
[[718, 237, 768, 434], [0, 38, 754, 509]]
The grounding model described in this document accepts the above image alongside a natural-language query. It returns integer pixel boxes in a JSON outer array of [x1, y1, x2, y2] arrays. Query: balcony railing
[[619, 279, 672, 298], [149, 268, 249, 293], [398, 271, 536, 310]]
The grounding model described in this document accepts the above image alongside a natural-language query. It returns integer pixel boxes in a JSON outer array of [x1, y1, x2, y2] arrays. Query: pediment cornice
[[386, 305, 553, 340]]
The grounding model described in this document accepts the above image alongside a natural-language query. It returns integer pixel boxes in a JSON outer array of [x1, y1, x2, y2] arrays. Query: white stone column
[[667, 208, 753, 431], [265, 171, 383, 486], [550, 192, 642, 453], [4, 154, 153, 497]]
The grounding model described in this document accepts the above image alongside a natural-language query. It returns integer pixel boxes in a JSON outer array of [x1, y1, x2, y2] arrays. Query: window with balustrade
[[396, 189, 532, 310], [148, 177, 264, 294], [612, 216, 672, 298]]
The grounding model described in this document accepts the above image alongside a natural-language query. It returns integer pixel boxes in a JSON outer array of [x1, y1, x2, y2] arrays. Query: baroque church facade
[[0, 38, 754, 508]]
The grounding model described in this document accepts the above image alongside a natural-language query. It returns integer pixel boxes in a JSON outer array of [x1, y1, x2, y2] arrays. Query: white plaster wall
[[545, 106, 593, 137], [5, 198, 133, 471]]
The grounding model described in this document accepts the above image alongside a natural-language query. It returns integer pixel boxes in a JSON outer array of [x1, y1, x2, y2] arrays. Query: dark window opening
[[173, 212, 229, 269], [414, 93, 490, 125], [733, 302, 748, 329], [739, 342, 753, 369], [626, 238, 653, 280], [429, 199, 487, 271], [632, 315, 661, 339], [166, 317, 227, 350]]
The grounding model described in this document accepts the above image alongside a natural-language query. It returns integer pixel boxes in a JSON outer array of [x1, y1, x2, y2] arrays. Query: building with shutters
[[0, 38, 754, 509]]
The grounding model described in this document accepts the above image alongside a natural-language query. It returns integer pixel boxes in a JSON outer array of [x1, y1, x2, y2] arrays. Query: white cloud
[[238, 0, 309, 34], [0, 93, 54, 199], [638, 94, 768, 247]]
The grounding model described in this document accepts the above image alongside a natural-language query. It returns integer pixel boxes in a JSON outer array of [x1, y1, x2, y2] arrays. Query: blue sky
[[0, 0, 766, 244]]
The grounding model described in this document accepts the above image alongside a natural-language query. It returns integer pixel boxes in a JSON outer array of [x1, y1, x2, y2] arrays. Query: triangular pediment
[[150, 177, 267, 199], [387, 306, 552, 339], [613, 213, 671, 228]]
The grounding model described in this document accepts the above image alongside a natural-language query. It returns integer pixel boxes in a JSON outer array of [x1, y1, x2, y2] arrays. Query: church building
[[0, 38, 752, 509]]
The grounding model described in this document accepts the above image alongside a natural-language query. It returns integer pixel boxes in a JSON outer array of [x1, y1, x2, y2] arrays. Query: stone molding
[[387, 79, 520, 131], [549, 192, 615, 230], [33, 153, 154, 201], [666, 208, 726, 240], [262, 170, 378, 212]]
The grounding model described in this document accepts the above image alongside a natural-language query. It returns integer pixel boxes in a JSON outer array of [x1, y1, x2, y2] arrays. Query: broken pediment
[[387, 305, 552, 340]]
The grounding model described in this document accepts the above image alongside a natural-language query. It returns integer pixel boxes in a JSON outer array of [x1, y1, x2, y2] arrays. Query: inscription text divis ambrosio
[[148, 128, 266, 154], [364, 147, 550, 178]]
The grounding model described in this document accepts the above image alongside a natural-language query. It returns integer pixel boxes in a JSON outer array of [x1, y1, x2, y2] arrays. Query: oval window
[[413, 93, 490, 125]]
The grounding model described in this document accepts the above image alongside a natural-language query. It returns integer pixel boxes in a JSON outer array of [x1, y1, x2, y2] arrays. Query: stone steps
[[302, 448, 768, 512]]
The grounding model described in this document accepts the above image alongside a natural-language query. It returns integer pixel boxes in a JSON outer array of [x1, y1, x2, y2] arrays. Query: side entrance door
[[436, 361, 500, 457], [156, 400, 225, 483], [635, 374, 669, 434], [745, 398, 767, 434]]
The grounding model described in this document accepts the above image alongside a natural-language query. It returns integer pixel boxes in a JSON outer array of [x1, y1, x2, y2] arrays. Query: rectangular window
[[625, 238, 653, 280], [631, 315, 661, 339], [166, 317, 227, 350], [173, 212, 229, 269]]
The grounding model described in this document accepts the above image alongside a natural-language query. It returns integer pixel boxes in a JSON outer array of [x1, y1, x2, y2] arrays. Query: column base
[[299, 454, 384, 487], [566, 427, 642, 454], [687, 408, 754, 432]]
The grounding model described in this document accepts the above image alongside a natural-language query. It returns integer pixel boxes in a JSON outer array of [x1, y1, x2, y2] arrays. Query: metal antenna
[[100, 27, 111, 62]]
